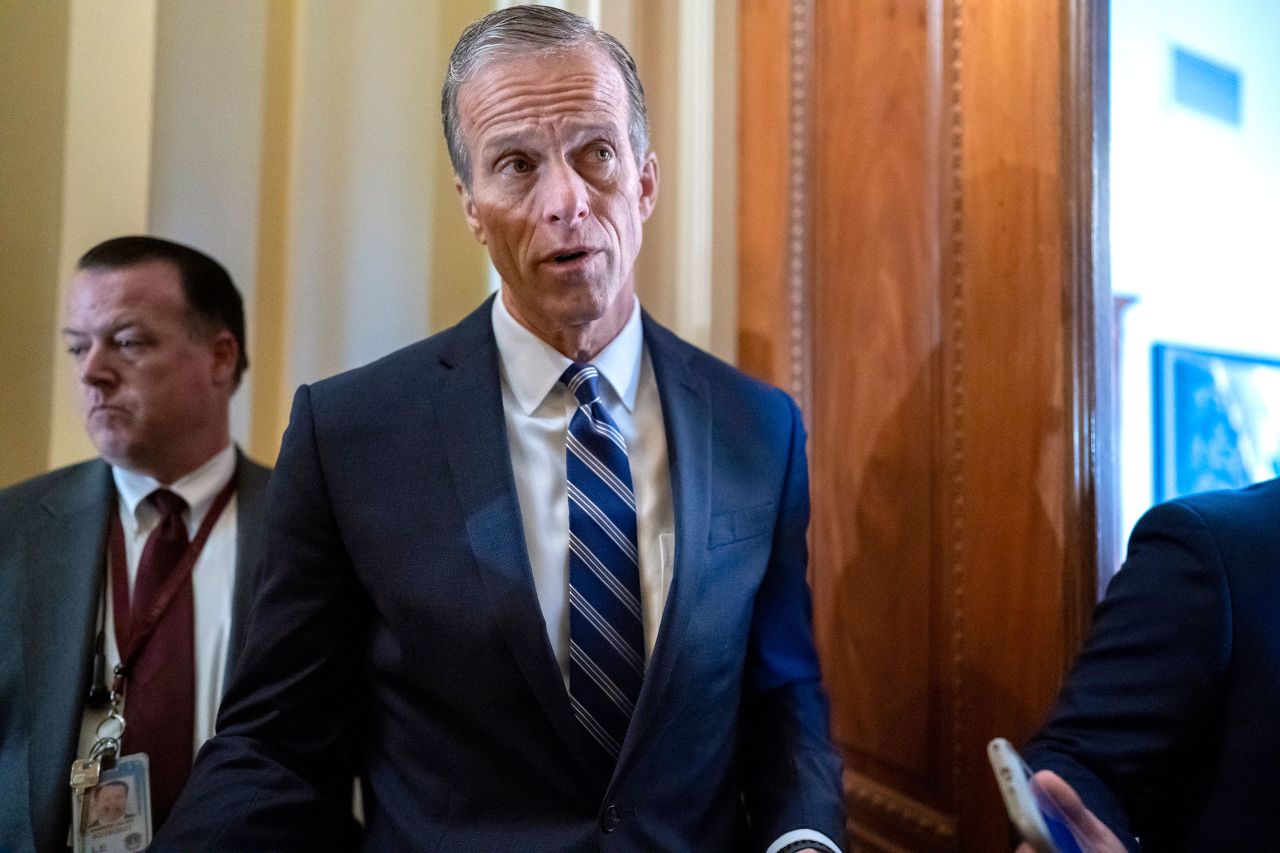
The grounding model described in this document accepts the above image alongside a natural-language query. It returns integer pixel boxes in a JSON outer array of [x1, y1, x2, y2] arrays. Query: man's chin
[[553, 281, 631, 319], [528, 293, 606, 329], [89, 434, 139, 468]]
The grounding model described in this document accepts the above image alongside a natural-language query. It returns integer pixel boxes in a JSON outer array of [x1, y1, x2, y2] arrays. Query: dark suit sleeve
[[156, 386, 367, 850], [739, 392, 847, 850], [1023, 499, 1232, 852]]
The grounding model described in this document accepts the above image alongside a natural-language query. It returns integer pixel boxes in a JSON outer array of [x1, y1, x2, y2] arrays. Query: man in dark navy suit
[[1022, 476, 1280, 852], [158, 6, 845, 851]]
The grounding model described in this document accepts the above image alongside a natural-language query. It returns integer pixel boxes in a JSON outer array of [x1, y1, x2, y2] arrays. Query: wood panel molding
[[1064, 0, 1115, 607], [785, 0, 813, 413], [737, 0, 1105, 845], [738, 0, 794, 392], [942, 0, 970, 812], [847, 769, 956, 845], [740, 0, 1103, 849]]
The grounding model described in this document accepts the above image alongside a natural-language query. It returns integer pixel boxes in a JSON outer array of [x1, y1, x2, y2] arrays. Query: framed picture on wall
[[1153, 344, 1280, 501]]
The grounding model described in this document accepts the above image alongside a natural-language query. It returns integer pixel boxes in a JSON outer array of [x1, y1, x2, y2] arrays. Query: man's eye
[[114, 338, 145, 351], [502, 158, 533, 175], [595, 147, 613, 161], [67, 344, 87, 357]]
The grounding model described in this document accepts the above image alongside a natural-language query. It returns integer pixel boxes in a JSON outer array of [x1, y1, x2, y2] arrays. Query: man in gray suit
[[0, 236, 271, 851]]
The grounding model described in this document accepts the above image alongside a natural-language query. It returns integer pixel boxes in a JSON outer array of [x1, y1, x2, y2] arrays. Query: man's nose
[[78, 341, 117, 386], [542, 162, 590, 225]]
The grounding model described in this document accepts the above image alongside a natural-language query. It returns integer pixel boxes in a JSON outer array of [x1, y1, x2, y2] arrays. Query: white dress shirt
[[76, 443, 239, 762], [493, 294, 674, 682]]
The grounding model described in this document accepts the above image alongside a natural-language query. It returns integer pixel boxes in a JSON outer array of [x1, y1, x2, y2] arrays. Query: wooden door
[[738, 1, 1110, 849]]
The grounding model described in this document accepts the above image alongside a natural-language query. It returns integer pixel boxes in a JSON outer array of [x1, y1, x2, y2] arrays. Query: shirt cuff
[[766, 828, 844, 853]]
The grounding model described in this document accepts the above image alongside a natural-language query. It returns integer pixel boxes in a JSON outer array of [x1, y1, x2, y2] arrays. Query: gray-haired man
[[157, 7, 845, 850]]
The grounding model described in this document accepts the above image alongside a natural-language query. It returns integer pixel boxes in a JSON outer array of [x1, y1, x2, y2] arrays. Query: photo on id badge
[[76, 754, 152, 853]]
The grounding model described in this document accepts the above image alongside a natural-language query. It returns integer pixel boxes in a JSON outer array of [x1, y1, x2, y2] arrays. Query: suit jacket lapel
[[433, 300, 597, 779], [23, 461, 112, 845], [228, 451, 270, 681], [614, 315, 712, 778]]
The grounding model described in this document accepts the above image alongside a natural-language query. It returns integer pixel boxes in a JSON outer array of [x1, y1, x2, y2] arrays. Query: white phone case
[[988, 737, 1059, 853]]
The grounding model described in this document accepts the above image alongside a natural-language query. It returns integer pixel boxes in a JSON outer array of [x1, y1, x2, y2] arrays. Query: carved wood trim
[[739, 0, 1101, 847], [941, 0, 969, 804], [847, 770, 957, 844], [786, 0, 813, 419], [736, 0, 797, 396], [1062, 0, 1113, 630]]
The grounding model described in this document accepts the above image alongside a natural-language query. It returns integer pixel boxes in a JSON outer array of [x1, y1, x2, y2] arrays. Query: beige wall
[[0, 1, 70, 486], [0, 0, 159, 482], [47, 0, 159, 472], [0, 0, 739, 487], [149, 0, 270, 445]]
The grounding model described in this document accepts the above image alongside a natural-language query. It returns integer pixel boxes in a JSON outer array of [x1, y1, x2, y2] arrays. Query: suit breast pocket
[[707, 503, 776, 548]]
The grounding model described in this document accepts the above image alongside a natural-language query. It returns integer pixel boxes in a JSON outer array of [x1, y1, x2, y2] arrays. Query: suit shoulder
[[1126, 477, 1280, 594], [234, 451, 273, 504], [0, 460, 106, 510], [1150, 477, 1280, 543], [1172, 476, 1280, 518], [643, 316, 795, 412], [308, 337, 440, 400], [236, 453, 273, 482], [306, 301, 492, 407]]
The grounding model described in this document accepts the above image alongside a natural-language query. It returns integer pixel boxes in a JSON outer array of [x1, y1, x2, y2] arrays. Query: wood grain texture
[[737, 0, 796, 394], [952, 0, 1074, 843], [738, 0, 1102, 849], [810, 0, 944, 803]]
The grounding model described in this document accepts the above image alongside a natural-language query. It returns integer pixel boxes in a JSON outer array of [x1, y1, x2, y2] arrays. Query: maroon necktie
[[120, 488, 194, 828]]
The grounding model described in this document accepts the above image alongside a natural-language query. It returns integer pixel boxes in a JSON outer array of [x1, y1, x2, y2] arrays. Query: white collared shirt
[[492, 293, 674, 683], [76, 444, 239, 762]]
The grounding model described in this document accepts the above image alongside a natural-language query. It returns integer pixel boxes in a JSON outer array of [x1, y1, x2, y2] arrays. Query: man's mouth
[[547, 247, 596, 265]]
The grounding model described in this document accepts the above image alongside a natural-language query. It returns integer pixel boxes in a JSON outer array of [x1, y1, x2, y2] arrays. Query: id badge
[[73, 754, 152, 853]]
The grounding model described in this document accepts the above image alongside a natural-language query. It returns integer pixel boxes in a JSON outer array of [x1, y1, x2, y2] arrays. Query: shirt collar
[[492, 290, 644, 416], [112, 443, 237, 529]]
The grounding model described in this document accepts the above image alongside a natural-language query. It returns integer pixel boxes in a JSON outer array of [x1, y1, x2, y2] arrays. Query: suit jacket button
[[601, 804, 620, 833]]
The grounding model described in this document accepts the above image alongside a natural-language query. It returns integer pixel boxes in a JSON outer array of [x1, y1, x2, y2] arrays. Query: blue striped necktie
[[560, 362, 644, 766]]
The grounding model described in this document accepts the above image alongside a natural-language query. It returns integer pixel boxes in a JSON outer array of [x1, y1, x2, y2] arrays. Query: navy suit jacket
[[1025, 476, 1280, 851], [157, 298, 845, 851], [0, 451, 271, 852]]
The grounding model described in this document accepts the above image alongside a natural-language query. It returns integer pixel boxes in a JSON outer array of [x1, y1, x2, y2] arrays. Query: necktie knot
[[560, 362, 603, 408], [147, 488, 187, 520], [138, 490, 189, 591]]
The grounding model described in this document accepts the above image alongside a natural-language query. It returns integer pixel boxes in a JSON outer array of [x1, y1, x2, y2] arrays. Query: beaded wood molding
[[786, 0, 813, 418], [847, 770, 957, 846]]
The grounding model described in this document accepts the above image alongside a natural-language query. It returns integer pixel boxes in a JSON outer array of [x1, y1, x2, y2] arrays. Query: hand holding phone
[[988, 738, 1091, 853]]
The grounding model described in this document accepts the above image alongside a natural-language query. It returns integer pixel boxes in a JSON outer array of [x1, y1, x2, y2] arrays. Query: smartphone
[[987, 737, 1088, 853]]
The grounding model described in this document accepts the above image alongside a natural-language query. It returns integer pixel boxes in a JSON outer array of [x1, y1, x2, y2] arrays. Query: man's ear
[[455, 175, 488, 244], [637, 152, 659, 223], [209, 330, 238, 388]]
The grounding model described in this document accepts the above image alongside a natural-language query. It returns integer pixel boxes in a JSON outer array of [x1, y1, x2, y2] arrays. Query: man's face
[[92, 783, 128, 824], [455, 46, 658, 356], [62, 260, 236, 482]]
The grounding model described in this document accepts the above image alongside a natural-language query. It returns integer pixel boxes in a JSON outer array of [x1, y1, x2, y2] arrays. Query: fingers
[[1029, 770, 1128, 853]]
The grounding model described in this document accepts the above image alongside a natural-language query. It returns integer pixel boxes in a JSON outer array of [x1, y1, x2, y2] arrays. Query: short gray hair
[[442, 4, 650, 188]]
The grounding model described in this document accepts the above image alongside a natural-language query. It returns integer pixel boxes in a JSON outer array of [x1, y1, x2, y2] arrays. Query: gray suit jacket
[[0, 450, 270, 852]]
